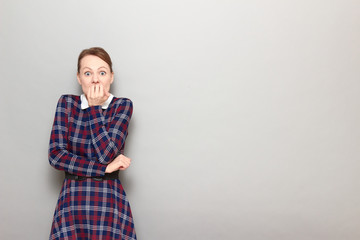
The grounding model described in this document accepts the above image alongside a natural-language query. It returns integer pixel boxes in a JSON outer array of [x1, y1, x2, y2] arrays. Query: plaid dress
[[49, 95, 137, 240]]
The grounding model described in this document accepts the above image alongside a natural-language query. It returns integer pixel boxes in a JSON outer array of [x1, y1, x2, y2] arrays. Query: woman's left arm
[[87, 98, 133, 164]]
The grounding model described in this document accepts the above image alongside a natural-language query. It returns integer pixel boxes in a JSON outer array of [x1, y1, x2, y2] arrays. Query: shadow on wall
[[47, 168, 65, 195], [119, 116, 137, 194]]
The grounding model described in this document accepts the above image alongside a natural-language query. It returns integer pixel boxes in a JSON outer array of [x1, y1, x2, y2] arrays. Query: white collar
[[80, 94, 114, 110]]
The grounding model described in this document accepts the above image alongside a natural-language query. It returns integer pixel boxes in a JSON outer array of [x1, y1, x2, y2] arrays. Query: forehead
[[80, 55, 110, 70]]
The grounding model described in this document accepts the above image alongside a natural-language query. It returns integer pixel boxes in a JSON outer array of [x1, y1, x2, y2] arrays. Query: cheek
[[104, 83, 111, 92], [81, 82, 91, 89], [79, 80, 91, 92], [81, 85, 90, 93], [102, 78, 112, 88], [79, 77, 89, 85]]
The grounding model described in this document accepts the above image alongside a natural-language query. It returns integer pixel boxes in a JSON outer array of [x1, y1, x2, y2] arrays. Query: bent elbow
[[48, 149, 62, 170]]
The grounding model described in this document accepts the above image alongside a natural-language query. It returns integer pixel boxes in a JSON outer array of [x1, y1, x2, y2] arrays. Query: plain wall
[[1, 0, 360, 239]]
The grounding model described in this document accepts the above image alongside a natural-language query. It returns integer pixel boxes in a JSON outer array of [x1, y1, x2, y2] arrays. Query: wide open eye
[[100, 71, 106, 76], [84, 71, 91, 76]]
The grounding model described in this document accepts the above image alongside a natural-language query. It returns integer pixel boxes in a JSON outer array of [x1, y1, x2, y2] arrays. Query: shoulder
[[56, 94, 81, 110], [112, 97, 133, 109], [111, 97, 133, 116], [58, 94, 80, 103]]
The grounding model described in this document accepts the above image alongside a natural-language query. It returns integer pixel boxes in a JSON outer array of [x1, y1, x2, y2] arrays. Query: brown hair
[[77, 47, 113, 73]]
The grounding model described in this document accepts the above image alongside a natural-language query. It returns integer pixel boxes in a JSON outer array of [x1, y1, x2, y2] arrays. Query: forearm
[[88, 106, 120, 163], [87, 100, 132, 164], [49, 147, 107, 177], [49, 95, 109, 177]]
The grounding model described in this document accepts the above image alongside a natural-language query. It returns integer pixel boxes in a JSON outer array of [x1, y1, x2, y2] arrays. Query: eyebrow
[[82, 66, 108, 71]]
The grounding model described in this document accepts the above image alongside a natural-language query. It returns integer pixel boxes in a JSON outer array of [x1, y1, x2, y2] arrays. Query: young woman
[[48, 47, 137, 240]]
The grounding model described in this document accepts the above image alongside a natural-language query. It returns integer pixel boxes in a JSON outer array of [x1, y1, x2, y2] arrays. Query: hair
[[77, 47, 113, 73]]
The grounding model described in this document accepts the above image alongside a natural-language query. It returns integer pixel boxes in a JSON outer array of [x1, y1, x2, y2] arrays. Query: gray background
[[1, 0, 360, 239]]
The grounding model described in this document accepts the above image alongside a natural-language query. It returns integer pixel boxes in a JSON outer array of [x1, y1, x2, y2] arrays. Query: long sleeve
[[87, 98, 133, 164], [48, 95, 107, 177]]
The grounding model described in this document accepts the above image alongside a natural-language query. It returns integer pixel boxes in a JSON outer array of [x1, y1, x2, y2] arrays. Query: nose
[[92, 74, 99, 83]]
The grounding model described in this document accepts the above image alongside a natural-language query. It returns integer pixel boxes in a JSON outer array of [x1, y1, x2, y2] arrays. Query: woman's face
[[77, 55, 114, 95]]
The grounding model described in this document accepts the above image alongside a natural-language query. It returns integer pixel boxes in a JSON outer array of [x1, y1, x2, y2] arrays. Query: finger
[[90, 85, 96, 99], [123, 158, 130, 166], [123, 162, 130, 169], [122, 159, 130, 166], [95, 84, 100, 97], [119, 159, 129, 168], [119, 163, 128, 170], [124, 162, 130, 169], [119, 155, 127, 162], [99, 84, 106, 98], [87, 87, 91, 99], [98, 84, 102, 95]]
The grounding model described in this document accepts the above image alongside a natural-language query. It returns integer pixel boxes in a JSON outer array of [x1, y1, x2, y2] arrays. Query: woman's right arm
[[48, 95, 107, 177]]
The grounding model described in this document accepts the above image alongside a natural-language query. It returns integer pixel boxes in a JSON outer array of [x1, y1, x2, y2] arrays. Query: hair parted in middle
[[77, 47, 113, 73]]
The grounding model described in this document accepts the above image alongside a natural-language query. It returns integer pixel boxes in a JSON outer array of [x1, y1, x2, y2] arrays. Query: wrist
[[88, 101, 101, 107]]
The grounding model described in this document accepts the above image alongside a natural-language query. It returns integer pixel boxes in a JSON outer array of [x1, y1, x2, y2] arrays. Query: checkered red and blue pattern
[[49, 95, 136, 240]]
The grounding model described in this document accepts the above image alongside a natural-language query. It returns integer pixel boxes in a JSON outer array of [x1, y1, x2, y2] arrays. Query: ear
[[77, 73, 82, 85], [110, 72, 114, 84]]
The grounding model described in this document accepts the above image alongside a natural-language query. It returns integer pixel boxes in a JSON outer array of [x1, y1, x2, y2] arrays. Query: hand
[[87, 84, 110, 107], [105, 154, 132, 173]]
